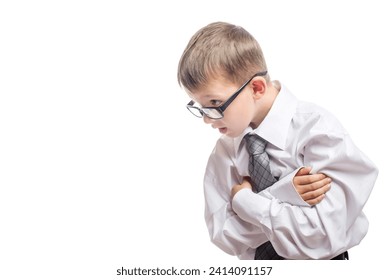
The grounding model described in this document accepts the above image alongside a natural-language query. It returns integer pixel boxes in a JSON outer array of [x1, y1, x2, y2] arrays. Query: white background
[[1, 0, 387, 279]]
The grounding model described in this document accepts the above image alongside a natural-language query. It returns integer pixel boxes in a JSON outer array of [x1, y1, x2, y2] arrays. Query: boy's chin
[[222, 129, 242, 138]]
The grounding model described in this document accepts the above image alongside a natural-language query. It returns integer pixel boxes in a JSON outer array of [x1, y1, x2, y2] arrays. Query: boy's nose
[[203, 115, 215, 124]]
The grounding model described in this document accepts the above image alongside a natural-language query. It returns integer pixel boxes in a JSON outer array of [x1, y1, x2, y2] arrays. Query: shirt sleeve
[[204, 148, 267, 257], [232, 130, 378, 259]]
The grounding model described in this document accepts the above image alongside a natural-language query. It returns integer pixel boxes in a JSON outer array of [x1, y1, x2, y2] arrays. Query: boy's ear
[[251, 78, 267, 100]]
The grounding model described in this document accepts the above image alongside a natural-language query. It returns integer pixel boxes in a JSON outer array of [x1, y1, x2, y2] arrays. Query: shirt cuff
[[231, 188, 271, 230], [269, 167, 310, 207]]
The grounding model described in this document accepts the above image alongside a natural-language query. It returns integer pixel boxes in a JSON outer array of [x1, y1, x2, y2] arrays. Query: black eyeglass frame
[[186, 71, 268, 119]]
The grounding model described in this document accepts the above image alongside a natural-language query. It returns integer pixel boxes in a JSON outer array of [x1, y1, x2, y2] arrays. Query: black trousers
[[331, 251, 349, 260], [254, 241, 349, 260]]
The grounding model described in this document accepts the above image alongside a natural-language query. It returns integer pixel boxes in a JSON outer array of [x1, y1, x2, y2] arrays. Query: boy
[[177, 22, 378, 259]]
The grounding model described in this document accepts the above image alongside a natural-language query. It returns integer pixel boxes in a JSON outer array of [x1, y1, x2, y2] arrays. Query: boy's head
[[178, 22, 275, 138], [178, 21, 269, 92]]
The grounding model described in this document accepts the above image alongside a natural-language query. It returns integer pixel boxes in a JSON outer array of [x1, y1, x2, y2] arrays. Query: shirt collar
[[233, 82, 299, 153]]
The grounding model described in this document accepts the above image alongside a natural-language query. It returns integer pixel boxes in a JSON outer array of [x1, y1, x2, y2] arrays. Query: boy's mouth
[[218, 127, 227, 134]]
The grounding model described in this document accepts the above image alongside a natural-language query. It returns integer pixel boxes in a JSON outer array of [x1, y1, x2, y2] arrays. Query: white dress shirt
[[203, 82, 378, 260]]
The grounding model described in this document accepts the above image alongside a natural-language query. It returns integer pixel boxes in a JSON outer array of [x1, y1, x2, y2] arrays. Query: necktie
[[244, 133, 284, 260]]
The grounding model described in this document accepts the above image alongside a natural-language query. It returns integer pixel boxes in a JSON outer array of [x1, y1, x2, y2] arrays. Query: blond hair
[[177, 22, 269, 92]]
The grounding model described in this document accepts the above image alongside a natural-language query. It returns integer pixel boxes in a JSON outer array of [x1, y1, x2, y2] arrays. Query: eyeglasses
[[186, 71, 268, 119]]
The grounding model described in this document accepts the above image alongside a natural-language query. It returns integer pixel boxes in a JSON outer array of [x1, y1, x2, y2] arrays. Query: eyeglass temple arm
[[219, 71, 268, 112]]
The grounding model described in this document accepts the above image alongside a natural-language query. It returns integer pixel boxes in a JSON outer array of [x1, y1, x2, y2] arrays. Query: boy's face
[[188, 77, 258, 138]]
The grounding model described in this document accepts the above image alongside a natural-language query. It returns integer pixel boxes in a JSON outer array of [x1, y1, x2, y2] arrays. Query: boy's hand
[[231, 177, 252, 199], [231, 168, 331, 206], [293, 167, 331, 206]]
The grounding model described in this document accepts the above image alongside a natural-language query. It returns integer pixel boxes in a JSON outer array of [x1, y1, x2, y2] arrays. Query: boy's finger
[[310, 178, 332, 190], [301, 184, 331, 200], [295, 166, 312, 176], [306, 194, 326, 206], [296, 173, 328, 185]]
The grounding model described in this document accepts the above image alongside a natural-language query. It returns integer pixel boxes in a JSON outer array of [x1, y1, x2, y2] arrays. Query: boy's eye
[[210, 100, 222, 106]]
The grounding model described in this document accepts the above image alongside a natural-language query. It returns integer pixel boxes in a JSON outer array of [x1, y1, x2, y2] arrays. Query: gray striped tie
[[244, 133, 284, 260]]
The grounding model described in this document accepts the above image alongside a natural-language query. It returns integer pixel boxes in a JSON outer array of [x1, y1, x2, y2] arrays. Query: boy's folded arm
[[204, 202, 266, 257], [204, 162, 326, 257], [204, 169, 268, 257], [232, 132, 378, 259], [204, 168, 316, 257]]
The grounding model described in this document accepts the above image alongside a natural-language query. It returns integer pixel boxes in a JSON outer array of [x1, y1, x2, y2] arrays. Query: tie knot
[[244, 133, 267, 155]]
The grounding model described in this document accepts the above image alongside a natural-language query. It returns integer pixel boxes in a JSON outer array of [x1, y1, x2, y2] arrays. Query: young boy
[[177, 22, 378, 260]]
